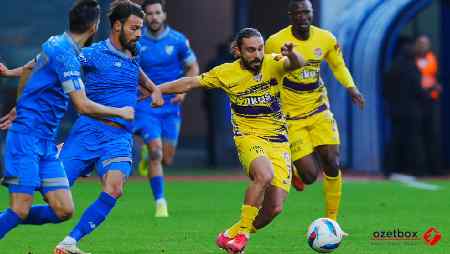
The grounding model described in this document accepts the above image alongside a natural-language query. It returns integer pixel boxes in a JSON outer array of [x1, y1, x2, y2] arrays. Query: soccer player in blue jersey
[[0, 0, 134, 241], [134, 0, 199, 218], [54, 1, 163, 253]]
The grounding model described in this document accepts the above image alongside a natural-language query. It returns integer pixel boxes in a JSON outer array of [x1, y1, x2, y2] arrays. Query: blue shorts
[[60, 116, 133, 186], [2, 131, 69, 195], [134, 109, 181, 146]]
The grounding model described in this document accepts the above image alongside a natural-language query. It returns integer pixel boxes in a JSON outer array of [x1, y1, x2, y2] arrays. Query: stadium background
[[0, 0, 449, 174]]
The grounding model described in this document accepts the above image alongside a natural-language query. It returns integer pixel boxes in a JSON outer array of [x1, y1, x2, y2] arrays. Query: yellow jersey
[[198, 54, 288, 141], [265, 25, 355, 118]]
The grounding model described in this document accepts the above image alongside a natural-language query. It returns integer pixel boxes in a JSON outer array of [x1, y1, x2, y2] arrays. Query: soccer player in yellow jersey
[[158, 28, 304, 253], [265, 0, 365, 223]]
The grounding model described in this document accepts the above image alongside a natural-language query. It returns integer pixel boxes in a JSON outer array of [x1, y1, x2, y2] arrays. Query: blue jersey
[[10, 33, 84, 140], [137, 26, 196, 113], [78, 39, 141, 131]]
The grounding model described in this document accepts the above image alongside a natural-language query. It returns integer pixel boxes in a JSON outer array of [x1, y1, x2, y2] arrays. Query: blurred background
[[1, 0, 449, 176]]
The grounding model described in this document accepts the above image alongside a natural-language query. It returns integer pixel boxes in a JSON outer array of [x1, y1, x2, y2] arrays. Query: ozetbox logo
[[371, 227, 442, 246]]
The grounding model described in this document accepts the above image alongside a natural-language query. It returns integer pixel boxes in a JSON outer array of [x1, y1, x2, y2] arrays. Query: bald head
[[288, 0, 313, 35]]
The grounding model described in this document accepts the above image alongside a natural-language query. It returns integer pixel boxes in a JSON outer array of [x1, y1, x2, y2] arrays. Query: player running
[[0, 0, 134, 240], [54, 1, 163, 253], [134, 0, 199, 217], [158, 28, 305, 254], [265, 0, 365, 222]]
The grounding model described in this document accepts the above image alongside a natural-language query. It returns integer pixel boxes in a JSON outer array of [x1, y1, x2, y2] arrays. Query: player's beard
[[242, 57, 263, 73], [85, 34, 95, 47], [149, 21, 164, 33], [119, 27, 138, 56]]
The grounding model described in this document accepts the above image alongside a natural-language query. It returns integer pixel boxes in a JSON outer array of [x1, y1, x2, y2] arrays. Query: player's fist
[[170, 93, 186, 104], [119, 106, 135, 121], [281, 42, 295, 56], [0, 62, 8, 76], [0, 107, 16, 130], [151, 88, 164, 108], [347, 87, 365, 109]]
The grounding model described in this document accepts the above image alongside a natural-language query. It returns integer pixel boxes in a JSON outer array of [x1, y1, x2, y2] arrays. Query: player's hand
[[0, 107, 16, 130], [281, 42, 295, 56], [151, 88, 164, 108], [347, 87, 365, 109], [170, 93, 186, 104], [0, 62, 9, 77], [119, 106, 135, 121], [138, 85, 152, 100]]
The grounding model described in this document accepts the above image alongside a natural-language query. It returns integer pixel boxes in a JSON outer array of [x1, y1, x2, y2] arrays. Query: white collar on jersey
[[143, 26, 171, 41], [106, 39, 132, 59]]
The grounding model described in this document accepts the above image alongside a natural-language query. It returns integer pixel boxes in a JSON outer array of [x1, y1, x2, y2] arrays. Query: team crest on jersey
[[114, 62, 122, 68], [141, 46, 148, 52], [165, 45, 174, 55], [314, 48, 323, 57]]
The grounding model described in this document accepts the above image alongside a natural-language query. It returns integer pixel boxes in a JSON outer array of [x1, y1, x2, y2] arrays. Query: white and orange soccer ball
[[306, 218, 344, 253]]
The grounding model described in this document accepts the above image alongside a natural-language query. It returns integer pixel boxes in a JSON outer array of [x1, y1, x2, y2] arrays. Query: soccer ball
[[306, 218, 343, 253]]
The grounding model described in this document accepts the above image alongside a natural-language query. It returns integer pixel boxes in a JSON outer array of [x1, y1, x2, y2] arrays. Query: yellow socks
[[226, 205, 259, 237], [323, 170, 342, 221]]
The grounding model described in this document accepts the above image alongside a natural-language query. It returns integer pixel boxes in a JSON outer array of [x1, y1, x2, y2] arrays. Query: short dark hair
[[288, 0, 310, 10], [233, 28, 263, 49], [69, 0, 100, 34], [108, 0, 145, 27], [142, 0, 167, 12]]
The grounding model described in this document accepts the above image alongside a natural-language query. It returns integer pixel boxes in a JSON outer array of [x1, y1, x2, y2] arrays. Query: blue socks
[[21, 205, 61, 225], [69, 192, 117, 241], [0, 209, 22, 239], [150, 176, 165, 201]]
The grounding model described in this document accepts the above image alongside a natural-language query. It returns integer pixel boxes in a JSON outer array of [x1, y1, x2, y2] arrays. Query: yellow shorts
[[234, 135, 292, 192], [288, 109, 340, 161]]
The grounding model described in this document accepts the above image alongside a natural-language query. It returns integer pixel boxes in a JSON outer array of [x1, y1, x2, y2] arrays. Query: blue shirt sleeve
[[50, 48, 84, 94], [178, 35, 197, 66]]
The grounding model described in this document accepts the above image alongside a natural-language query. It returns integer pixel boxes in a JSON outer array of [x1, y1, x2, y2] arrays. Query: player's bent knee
[[150, 148, 163, 162], [54, 205, 74, 221], [253, 169, 274, 187], [105, 185, 124, 199]]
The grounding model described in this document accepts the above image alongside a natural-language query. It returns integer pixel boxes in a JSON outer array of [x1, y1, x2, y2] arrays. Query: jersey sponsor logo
[[63, 71, 80, 78], [314, 48, 323, 57], [141, 46, 148, 52], [165, 45, 174, 55], [114, 62, 122, 68], [300, 69, 319, 79], [239, 94, 273, 106]]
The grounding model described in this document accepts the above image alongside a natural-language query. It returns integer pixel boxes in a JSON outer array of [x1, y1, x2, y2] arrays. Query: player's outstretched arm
[[281, 42, 305, 71], [171, 61, 200, 104], [0, 59, 35, 78], [159, 77, 202, 95], [69, 90, 134, 121]]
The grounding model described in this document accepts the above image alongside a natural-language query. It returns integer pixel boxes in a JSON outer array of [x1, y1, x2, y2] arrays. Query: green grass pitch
[[0, 178, 448, 253]]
